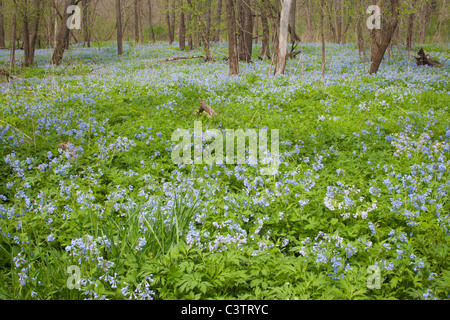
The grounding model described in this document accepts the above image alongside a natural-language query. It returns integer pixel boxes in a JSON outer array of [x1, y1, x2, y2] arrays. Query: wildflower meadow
[[0, 41, 449, 300]]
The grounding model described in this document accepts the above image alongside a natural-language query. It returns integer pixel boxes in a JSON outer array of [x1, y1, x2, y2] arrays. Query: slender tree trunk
[[52, 0, 78, 65], [134, 0, 141, 43], [265, 0, 279, 56], [147, 0, 155, 42], [260, 1, 270, 59], [225, 0, 239, 75], [170, 1, 176, 43], [419, 2, 428, 44], [82, 0, 90, 47], [320, 0, 325, 78], [179, 1, 186, 50], [10, 10, 17, 70], [28, 0, 42, 66], [406, 11, 415, 51], [166, 2, 173, 44], [206, 2, 212, 42], [369, 0, 400, 74], [54, 0, 58, 48], [116, 0, 123, 55], [238, 0, 253, 62], [275, 0, 292, 75], [289, 0, 299, 42], [356, 16, 365, 62], [214, 0, 223, 42], [23, 2, 32, 67], [0, 0, 5, 49], [186, 11, 193, 50]]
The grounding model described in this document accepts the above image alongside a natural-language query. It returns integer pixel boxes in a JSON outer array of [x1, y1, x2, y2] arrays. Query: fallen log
[[415, 48, 443, 67], [164, 55, 205, 62], [0, 69, 20, 82], [197, 98, 218, 118]]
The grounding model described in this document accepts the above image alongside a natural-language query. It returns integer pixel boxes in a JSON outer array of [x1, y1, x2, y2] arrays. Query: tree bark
[[320, 0, 325, 78], [52, 0, 79, 65], [0, 0, 5, 49], [214, 0, 223, 42], [275, 0, 292, 75], [356, 16, 365, 62], [166, 2, 173, 44], [186, 11, 193, 50], [116, 0, 123, 55], [170, 1, 176, 43], [82, 0, 90, 47], [10, 10, 16, 70], [406, 1, 417, 51], [147, 0, 155, 42], [225, 0, 239, 75], [238, 0, 253, 62], [369, 0, 400, 74], [179, 1, 186, 50], [260, 1, 270, 59], [289, 0, 299, 42], [134, 0, 143, 43]]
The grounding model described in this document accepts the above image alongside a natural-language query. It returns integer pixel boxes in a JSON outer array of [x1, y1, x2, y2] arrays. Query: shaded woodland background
[[0, 0, 448, 73]]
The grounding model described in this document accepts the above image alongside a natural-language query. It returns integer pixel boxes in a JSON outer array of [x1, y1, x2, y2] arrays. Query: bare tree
[[147, 0, 155, 42], [116, 0, 123, 55], [275, 0, 292, 75], [320, 0, 325, 78], [238, 0, 253, 62], [134, 0, 143, 43], [289, 0, 300, 42], [260, 0, 270, 58], [52, 0, 81, 65], [406, 0, 417, 51], [369, 0, 400, 74], [10, 3, 17, 70], [214, 0, 222, 42], [0, 0, 5, 49], [179, 0, 186, 50], [82, 0, 90, 47], [225, 0, 239, 75]]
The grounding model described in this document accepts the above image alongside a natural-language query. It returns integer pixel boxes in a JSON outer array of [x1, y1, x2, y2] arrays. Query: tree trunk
[[170, 2, 176, 43], [214, 0, 223, 42], [206, 2, 212, 42], [356, 16, 365, 62], [23, 5, 32, 67], [289, 0, 299, 42], [52, 0, 78, 65], [0, 0, 5, 49], [260, 1, 270, 59], [166, 2, 173, 44], [187, 11, 193, 50], [134, 0, 143, 43], [275, 0, 292, 75], [320, 0, 325, 78], [28, 0, 42, 66], [265, 0, 279, 57], [225, 0, 239, 75], [369, 0, 400, 74], [147, 0, 155, 42], [54, 0, 58, 48], [406, 11, 415, 51], [179, 1, 186, 50], [238, 0, 253, 62], [10, 10, 16, 70], [116, 0, 123, 55], [82, 0, 90, 47], [419, 2, 429, 44]]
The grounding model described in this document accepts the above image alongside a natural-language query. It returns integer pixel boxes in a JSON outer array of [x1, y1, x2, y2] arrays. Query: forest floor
[[0, 42, 449, 300]]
